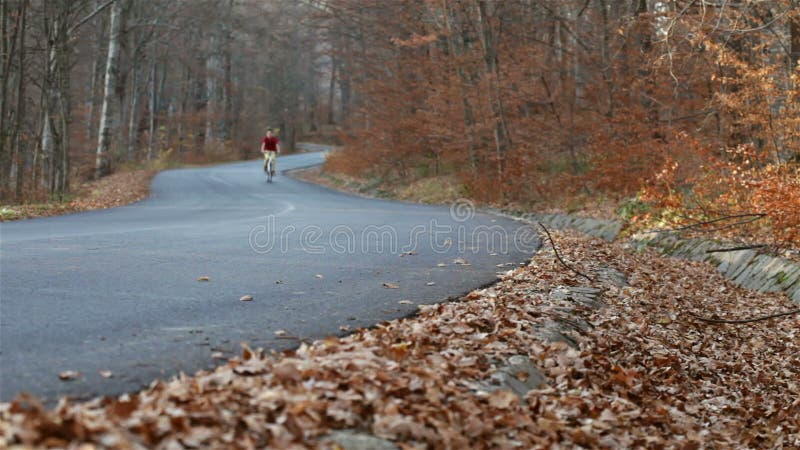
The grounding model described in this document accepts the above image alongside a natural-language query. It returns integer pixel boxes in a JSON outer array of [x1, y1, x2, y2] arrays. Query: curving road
[[0, 148, 538, 403]]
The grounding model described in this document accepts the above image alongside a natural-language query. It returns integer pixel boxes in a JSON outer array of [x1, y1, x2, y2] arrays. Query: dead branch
[[654, 213, 766, 233], [688, 308, 800, 324], [700, 216, 768, 233], [706, 244, 767, 253], [537, 222, 594, 282]]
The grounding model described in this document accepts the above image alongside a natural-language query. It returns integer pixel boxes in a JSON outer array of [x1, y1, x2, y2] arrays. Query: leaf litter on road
[[57, 371, 80, 381], [3, 229, 798, 448]]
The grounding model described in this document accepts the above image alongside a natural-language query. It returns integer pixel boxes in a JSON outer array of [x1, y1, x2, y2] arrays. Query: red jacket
[[262, 136, 279, 151]]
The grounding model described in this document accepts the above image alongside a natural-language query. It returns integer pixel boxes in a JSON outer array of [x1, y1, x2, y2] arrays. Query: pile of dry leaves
[[2, 230, 798, 448]]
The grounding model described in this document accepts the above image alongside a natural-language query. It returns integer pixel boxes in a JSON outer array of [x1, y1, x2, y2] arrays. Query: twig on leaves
[[537, 222, 594, 282], [706, 244, 767, 253], [688, 308, 800, 324]]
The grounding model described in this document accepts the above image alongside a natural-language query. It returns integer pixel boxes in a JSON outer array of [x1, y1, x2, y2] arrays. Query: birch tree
[[95, 0, 124, 178]]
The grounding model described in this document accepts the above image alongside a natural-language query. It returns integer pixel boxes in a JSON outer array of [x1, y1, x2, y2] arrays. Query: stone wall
[[495, 210, 800, 304], [631, 231, 800, 304], [510, 212, 622, 242]]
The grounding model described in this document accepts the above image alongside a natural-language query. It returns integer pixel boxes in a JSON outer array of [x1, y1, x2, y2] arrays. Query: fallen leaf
[[197, 276, 210, 282], [388, 341, 411, 359], [274, 330, 288, 337], [240, 294, 253, 302], [179, 426, 215, 448], [59, 370, 80, 381], [399, 300, 413, 305], [383, 282, 400, 289], [99, 370, 113, 379], [339, 325, 351, 332], [273, 361, 301, 383], [488, 390, 518, 409], [211, 352, 226, 360], [453, 258, 470, 265]]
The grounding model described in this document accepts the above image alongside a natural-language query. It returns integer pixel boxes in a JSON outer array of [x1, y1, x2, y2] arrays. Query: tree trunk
[[148, 58, 157, 159], [13, 0, 26, 201], [442, 0, 477, 172], [598, 0, 614, 118], [95, 0, 123, 179], [127, 65, 139, 160], [40, 1, 71, 198], [475, 0, 511, 183], [0, 0, 7, 190], [177, 64, 190, 154], [86, 0, 106, 142], [339, 43, 352, 125], [204, 32, 220, 148], [792, 4, 799, 72], [0, 0, 22, 192], [220, 0, 233, 141], [791, 3, 799, 160], [328, 55, 337, 124], [222, 41, 232, 140]]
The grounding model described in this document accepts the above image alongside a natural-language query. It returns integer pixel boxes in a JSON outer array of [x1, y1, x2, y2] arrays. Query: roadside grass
[[395, 176, 464, 204], [295, 166, 465, 205]]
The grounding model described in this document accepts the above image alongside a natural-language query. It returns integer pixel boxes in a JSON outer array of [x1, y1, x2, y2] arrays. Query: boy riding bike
[[261, 129, 280, 182]]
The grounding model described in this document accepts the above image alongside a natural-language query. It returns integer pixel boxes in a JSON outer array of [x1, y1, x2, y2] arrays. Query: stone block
[[325, 431, 399, 450], [482, 355, 546, 400]]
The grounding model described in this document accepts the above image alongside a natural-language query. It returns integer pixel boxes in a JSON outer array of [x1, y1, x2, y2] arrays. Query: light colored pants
[[263, 151, 277, 173]]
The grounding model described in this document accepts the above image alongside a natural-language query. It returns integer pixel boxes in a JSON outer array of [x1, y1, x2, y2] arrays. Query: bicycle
[[263, 151, 277, 183]]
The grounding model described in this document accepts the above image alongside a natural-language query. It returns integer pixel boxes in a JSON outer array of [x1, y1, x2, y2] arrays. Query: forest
[[0, 0, 320, 200], [1, 2, 800, 448], [1, 0, 798, 244]]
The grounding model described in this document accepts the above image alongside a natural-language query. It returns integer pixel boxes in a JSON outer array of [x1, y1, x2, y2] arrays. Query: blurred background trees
[[319, 0, 800, 244], [0, 0, 327, 202], [1, 0, 797, 243]]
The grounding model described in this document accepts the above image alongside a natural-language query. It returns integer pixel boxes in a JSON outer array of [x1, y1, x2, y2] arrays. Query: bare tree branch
[[67, 0, 116, 36], [538, 223, 594, 283]]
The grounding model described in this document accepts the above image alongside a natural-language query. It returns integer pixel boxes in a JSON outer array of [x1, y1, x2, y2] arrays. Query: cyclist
[[261, 129, 280, 180]]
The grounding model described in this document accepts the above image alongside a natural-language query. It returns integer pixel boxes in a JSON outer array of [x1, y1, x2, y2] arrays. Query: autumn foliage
[[321, 0, 800, 246]]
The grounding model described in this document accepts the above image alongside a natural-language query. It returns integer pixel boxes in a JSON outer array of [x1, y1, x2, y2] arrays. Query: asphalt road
[[0, 148, 539, 403]]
